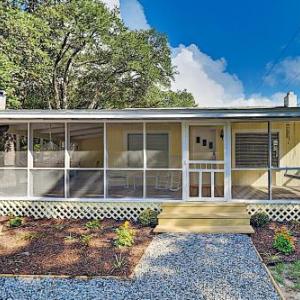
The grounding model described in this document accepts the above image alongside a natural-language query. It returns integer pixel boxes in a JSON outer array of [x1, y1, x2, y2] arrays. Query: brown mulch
[[251, 221, 300, 265], [0, 216, 154, 277]]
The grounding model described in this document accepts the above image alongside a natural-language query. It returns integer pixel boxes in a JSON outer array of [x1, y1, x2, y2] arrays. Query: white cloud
[[171, 44, 284, 107], [264, 56, 300, 86], [101, 0, 120, 10], [116, 0, 285, 107], [120, 0, 150, 30]]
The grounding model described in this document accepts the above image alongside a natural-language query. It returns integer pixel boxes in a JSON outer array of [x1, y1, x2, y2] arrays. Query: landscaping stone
[[0, 234, 279, 300]]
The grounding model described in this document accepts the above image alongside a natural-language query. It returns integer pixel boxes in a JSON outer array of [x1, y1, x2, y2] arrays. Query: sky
[[104, 0, 300, 107]]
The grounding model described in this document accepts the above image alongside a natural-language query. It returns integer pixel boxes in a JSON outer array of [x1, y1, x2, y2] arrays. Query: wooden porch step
[[155, 201, 253, 234], [161, 203, 248, 214], [158, 212, 250, 219], [158, 218, 250, 226], [154, 225, 254, 234]]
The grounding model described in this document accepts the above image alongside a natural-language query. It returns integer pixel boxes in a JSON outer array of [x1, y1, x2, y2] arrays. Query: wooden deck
[[232, 186, 300, 200]]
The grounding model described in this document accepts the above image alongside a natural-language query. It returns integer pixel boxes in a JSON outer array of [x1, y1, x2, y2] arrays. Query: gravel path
[[0, 234, 279, 300]]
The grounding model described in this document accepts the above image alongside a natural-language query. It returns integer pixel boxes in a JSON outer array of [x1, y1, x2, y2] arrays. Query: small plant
[[138, 209, 159, 227], [23, 232, 46, 241], [8, 216, 22, 228], [64, 233, 77, 242], [114, 221, 135, 248], [53, 223, 66, 230], [273, 226, 296, 255], [111, 254, 127, 273], [80, 234, 93, 246], [85, 219, 101, 230], [250, 212, 270, 228]]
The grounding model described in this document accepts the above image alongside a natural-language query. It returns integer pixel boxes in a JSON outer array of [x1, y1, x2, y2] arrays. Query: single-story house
[[0, 92, 299, 232]]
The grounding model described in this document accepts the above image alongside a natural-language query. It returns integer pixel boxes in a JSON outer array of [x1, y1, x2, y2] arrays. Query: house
[[0, 92, 299, 233]]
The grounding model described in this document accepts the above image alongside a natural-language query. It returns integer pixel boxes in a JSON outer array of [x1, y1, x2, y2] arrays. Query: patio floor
[[232, 186, 300, 200]]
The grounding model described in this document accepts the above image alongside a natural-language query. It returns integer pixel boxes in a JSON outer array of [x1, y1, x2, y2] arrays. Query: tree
[[0, 0, 195, 109]]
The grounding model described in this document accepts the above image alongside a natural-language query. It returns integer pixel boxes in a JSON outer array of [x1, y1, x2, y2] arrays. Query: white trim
[[0, 197, 183, 203], [143, 122, 146, 199], [103, 121, 107, 199], [224, 122, 231, 200], [181, 121, 189, 201], [64, 122, 68, 198]]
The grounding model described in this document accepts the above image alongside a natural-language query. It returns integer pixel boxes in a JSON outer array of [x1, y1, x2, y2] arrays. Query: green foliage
[[271, 260, 300, 290], [111, 254, 127, 273], [138, 209, 159, 227], [0, 1, 195, 109], [80, 234, 93, 246], [8, 216, 22, 228], [23, 232, 46, 241], [271, 263, 285, 285], [85, 219, 101, 230], [114, 221, 135, 248], [250, 212, 270, 228], [273, 226, 295, 255]]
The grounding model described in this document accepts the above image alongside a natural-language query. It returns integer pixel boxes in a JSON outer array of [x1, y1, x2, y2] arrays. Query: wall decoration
[[202, 139, 207, 146], [209, 142, 213, 149], [196, 136, 201, 144]]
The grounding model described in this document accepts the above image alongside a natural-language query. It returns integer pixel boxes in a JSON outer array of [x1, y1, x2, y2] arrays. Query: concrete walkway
[[0, 234, 279, 300]]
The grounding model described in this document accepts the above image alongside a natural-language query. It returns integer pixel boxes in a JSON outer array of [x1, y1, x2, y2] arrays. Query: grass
[[271, 260, 300, 291], [22, 232, 47, 241]]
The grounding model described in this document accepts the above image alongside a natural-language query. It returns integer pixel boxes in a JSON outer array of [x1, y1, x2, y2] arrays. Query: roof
[[0, 106, 300, 120]]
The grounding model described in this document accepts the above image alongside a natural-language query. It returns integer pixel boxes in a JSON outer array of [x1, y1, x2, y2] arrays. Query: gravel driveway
[[0, 234, 279, 300]]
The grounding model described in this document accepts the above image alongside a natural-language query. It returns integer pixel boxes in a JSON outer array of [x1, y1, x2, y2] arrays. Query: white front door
[[187, 125, 225, 201]]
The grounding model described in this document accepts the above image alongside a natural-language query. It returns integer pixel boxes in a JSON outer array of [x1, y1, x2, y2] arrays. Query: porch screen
[[235, 132, 279, 168]]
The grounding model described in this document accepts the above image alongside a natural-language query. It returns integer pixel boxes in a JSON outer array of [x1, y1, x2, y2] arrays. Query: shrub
[[138, 209, 159, 227], [80, 234, 93, 246], [8, 216, 22, 228], [273, 226, 295, 255], [114, 221, 135, 248], [85, 219, 101, 230], [250, 212, 270, 228]]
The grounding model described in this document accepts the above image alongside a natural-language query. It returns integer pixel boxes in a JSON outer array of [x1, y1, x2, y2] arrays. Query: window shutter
[[235, 133, 279, 168]]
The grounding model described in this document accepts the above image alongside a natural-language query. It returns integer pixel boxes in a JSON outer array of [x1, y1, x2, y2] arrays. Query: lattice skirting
[[247, 204, 300, 222], [0, 201, 161, 221], [1, 201, 300, 222]]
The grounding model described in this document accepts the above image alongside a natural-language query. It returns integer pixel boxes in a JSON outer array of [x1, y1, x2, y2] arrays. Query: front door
[[188, 125, 225, 201]]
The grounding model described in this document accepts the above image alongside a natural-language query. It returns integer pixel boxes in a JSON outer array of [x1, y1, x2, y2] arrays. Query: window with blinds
[[235, 132, 279, 168]]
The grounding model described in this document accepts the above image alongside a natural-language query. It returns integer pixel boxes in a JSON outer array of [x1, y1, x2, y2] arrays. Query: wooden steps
[[154, 202, 254, 234]]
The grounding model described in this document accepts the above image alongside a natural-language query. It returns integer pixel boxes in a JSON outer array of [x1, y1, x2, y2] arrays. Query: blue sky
[[106, 0, 300, 106]]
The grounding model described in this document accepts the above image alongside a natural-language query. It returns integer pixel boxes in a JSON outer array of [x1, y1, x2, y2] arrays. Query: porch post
[[182, 121, 189, 201], [224, 121, 232, 201], [268, 121, 272, 200]]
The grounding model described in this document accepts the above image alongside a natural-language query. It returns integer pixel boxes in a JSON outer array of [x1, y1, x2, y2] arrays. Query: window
[[146, 133, 169, 168], [127, 133, 170, 168], [235, 132, 279, 168]]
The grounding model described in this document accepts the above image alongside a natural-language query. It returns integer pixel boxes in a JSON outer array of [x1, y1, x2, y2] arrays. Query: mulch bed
[[251, 221, 300, 265], [0, 217, 154, 277]]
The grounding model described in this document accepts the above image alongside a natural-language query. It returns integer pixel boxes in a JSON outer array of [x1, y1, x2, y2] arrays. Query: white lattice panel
[[0, 201, 161, 221], [247, 204, 300, 222], [1, 201, 300, 222]]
